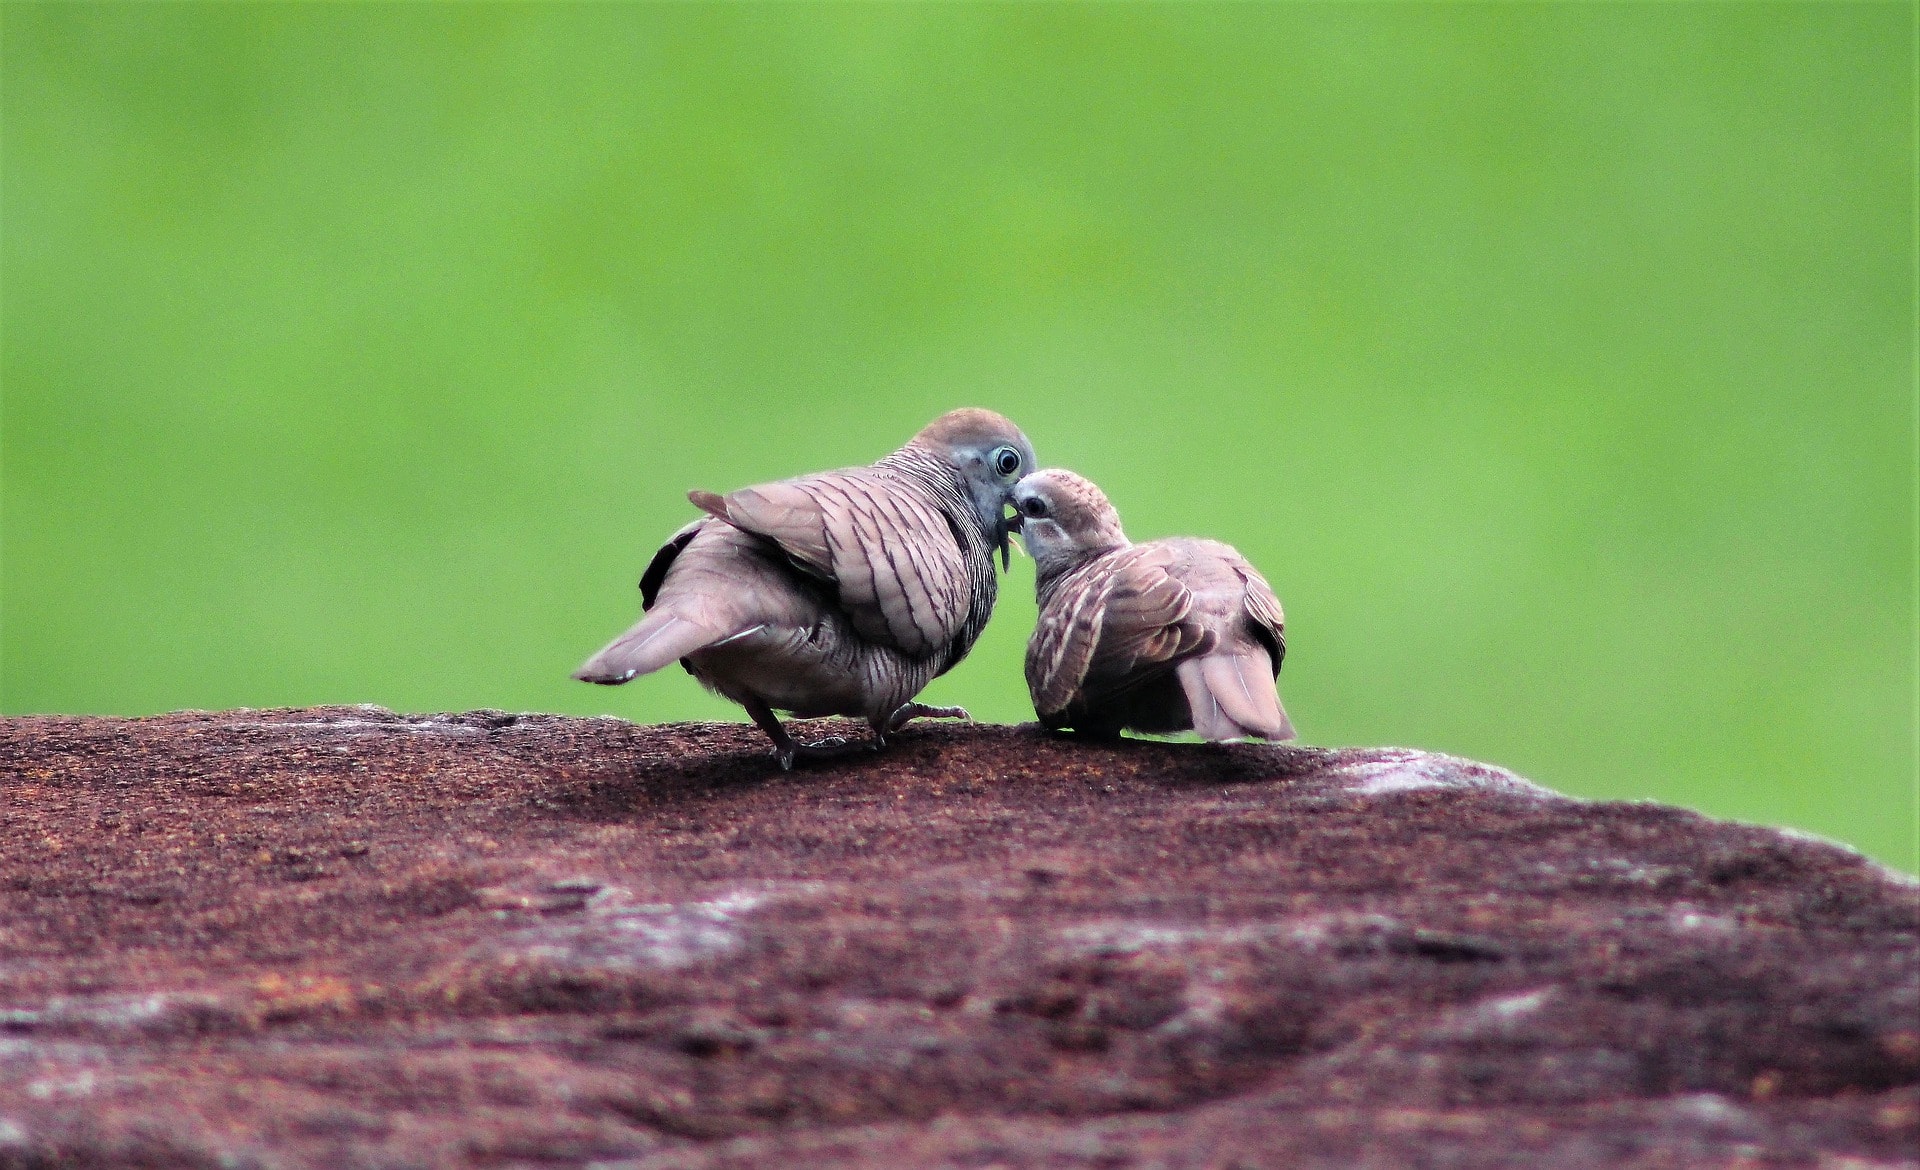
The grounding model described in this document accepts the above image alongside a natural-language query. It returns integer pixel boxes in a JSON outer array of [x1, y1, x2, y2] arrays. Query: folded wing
[[1230, 555, 1286, 676], [690, 469, 970, 660], [1029, 545, 1214, 719]]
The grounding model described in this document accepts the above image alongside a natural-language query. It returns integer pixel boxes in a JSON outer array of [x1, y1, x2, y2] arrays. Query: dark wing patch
[[1231, 558, 1287, 676], [639, 519, 708, 611]]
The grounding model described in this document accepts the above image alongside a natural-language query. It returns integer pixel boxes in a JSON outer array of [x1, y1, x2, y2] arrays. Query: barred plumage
[[875, 444, 1001, 675], [574, 410, 1036, 769]]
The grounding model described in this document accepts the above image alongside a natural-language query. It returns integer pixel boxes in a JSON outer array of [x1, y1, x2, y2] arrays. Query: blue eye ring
[[992, 447, 1021, 477]]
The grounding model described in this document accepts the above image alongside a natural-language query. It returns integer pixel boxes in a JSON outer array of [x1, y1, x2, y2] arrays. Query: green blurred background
[[3, 4, 1913, 870]]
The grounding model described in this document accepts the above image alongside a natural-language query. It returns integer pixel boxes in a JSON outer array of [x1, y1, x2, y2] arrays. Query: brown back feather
[[690, 468, 971, 661], [1029, 544, 1214, 719]]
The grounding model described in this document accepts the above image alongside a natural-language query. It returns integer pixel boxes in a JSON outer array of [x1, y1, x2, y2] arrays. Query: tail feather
[[1177, 659, 1240, 741], [1176, 653, 1296, 742], [573, 613, 726, 685]]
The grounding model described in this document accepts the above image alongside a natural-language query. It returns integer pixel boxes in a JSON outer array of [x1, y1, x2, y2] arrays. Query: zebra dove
[[574, 409, 1037, 768], [1014, 469, 1295, 742]]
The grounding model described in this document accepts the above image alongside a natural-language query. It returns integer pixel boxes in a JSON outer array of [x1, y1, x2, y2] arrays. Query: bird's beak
[[996, 512, 1022, 571]]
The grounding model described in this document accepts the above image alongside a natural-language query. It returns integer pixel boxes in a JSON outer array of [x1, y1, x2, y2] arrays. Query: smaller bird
[[1014, 469, 1295, 742]]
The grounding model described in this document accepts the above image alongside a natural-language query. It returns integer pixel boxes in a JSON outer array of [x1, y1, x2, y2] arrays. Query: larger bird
[[1014, 469, 1295, 742], [574, 409, 1037, 768]]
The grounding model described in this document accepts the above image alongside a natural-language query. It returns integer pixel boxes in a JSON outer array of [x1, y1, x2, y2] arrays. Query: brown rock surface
[[0, 707, 1914, 1169]]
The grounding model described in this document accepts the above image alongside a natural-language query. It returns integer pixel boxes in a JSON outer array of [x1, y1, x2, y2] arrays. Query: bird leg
[[743, 698, 875, 771], [885, 702, 973, 733]]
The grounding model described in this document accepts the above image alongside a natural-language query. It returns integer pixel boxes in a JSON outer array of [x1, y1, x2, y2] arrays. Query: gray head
[[1010, 469, 1130, 577], [905, 408, 1038, 568]]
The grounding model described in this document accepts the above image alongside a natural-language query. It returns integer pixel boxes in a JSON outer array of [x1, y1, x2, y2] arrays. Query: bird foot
[[886, 703, 972, 732]]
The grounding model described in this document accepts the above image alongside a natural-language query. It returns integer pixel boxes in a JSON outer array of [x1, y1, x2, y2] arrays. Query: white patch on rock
[[1580, 857, 1687, 888], [1060, 911, 1420, 957], [1283, 913, 1406, 949], [0, 992, 238, 1037], [520, 897, 757, 970], [1155, 980, 1231, 1040], [1331, 750, 1563, 800], [1056, 921, 1291, 954], [485, 884, 821, 973], [1432, 988, 1556, 1040], [220, 718, 485, 737], [25, 1069, 96, 1099], [1660, 1093, 1761, 1137], [1667, 906, 1738, 934]]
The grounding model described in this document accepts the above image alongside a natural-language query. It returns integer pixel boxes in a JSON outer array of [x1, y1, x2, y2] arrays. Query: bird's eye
[[1020, 496, 1048, 519], [992, 446, 1021, 477]]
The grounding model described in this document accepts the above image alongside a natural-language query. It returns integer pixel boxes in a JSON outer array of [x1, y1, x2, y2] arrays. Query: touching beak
[[996, 511, 1022, 571]]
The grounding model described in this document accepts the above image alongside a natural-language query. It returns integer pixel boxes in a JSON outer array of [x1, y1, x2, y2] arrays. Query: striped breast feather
[[691, 469, 969, 660], [1026, 558, 1115, 718]]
